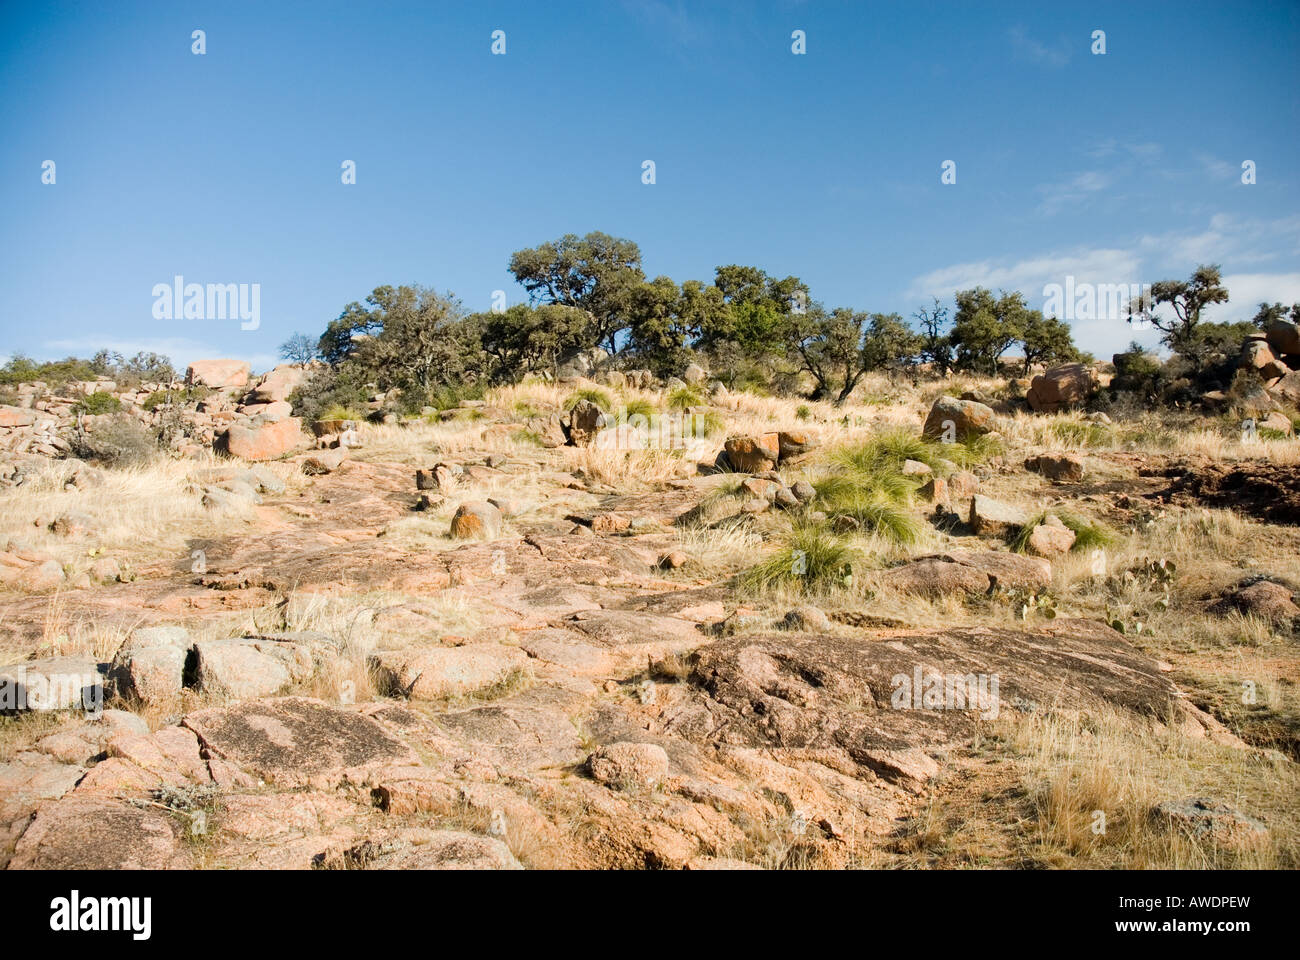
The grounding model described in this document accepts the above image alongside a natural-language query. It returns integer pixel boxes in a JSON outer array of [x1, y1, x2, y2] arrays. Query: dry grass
[[890, 705, 1296, 869], [1009, 706, 1292, 867], [995, 406, 1300, 464], [671, 522, 763, 579], [346, 419, 544, 463], [0, 457, 272, 582], [564, 447, 698, 488]]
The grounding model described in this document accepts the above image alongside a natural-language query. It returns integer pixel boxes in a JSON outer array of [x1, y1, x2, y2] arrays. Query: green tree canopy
[[478, 303, 592, 380], [1126, 264, 1229, 365], [950, 288, 1030, 375], [1019, 311, 1079, 373], [507, 232, 645, 353], [323, 285, 484, 403]]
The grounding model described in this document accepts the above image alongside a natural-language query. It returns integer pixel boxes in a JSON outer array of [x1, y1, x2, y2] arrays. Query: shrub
[[68, 415, 158, 466], [72, 391, 122, 415], [618, 397, 657, 420], [795, 404, 812, 421], [424, 380, 485, 413], [688, 409, 726, 438], [142, 386, 209, 411], [1048, 420, 1109, 448], [321, 403, 365, 421], [811, 432, 930, 545], [289, 366, 370, 423], [939, 432, 1004, 467]]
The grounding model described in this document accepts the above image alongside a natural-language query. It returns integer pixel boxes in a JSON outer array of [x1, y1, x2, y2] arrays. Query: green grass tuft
[[741, 522, 858, 595], [565, 387, 613, 411], [1009, 510, 1117, 554], [1048, 420, 1110, 448], [666, 385, 704, 411]]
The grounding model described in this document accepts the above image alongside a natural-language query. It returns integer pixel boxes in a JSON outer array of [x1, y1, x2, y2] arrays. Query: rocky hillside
[[0, 360, 1296, 870]]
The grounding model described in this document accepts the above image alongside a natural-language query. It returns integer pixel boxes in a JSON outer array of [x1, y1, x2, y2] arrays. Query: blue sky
[[2, 0, 1298, 371]]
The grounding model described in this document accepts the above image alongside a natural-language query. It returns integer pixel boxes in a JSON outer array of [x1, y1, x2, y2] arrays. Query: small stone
[[218, 417, 303, 461], [109, 628, 190, 704], [968, 495, 1029, 537], [782, 605, 830, 631], [659, 551, 688, 570], [191, 637, 314, 699], [370, 645, 529, 701], [776, 431, 815, 460], [1026, 519, 1076, 557], [416, 462, 458, 491], [1152, 798, 1267, 848], [590, 512, 631, 534], [791, 480, 817, 502], [0, 657, 102, 713], [587, 742, 670, 791], [773, 485, 800, 509], [449, 501, 503, 539], [922, 396, 996, 441], [302, 449, 348, 475], [49, 512, 93, 537], [487, 497, 518, 517], [724, 434, 780, 472], [740, 477, 779, 501], [1025, 454, 1085, 483], [919, 476, 948, 503], [415, 493, 445, 511], [1213, 580, 1299, 623]]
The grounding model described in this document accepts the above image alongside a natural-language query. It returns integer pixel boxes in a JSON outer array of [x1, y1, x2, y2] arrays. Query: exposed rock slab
[[9, 797, 192, 869], [182, 697, 418, 787]]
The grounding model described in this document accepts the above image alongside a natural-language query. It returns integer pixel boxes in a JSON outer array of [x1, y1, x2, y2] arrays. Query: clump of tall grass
[[933, 431, 1004, 467], [565, 387, 613, 411], [741, 522, 858, 594], [1048, 420, 1110, 449], [687, 409, 726, 438], [1008, 510, 1117, 554], [618, 397, 657, 420], [808, 430, 942, 545], [321, 403, 365, 421], [665, 385, 704, 411]]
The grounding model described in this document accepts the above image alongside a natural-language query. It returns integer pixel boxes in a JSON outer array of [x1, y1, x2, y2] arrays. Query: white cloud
[[1008, 26, 1072, 68], [1035, 170, 1112, 215], [907, 247, 1140, 303], [1206, 273, 1300, 324], [1198, 154, 1238, 181], [905, 214, 1300, 358], [1086, 139, 1162, 161], [1137, 213, 1300, 268]]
